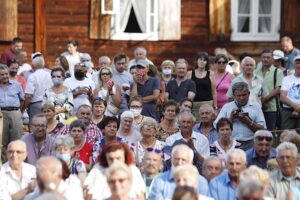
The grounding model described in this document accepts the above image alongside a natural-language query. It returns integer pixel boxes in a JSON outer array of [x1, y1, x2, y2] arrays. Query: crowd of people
[[0, 35, 300, 200]]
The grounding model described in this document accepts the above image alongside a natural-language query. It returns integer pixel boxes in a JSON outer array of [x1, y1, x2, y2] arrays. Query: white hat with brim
[[273, 50, 287, 60]]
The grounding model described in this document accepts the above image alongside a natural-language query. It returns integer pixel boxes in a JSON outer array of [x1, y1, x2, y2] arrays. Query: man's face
[[12, 42, 23, 53], [134, 49, 146, 60], [142, 152, 162, 176], [108, 170, 131, 197], [7, 142, 27, 167], [261, 53, 273, 67], [171, 150, 192, 167], [179, 115, 194, 135], [180, 101, 192, 112], [115, 58, 127, 73], [276, 149, 298, 177], [254, 137, 272, 158], [281, 39, 292, 52], [203, 159, 223, 181], [175, 63, 187, 78], [9, 63, 19, 76], [17, 52, 27, 64], [135, 66, 148, 80], [226, 156, 246, 179], [199, 107, 214, 124], [98, 58, 111, 69], [242, 60, 255, 76], [77, 107, 92, 125], [0, 69, 9, 84], [233, 89, 250, 107], [103, 121, 118, 137], [121, 117, 133, 130], [31, 117, 47, 141]]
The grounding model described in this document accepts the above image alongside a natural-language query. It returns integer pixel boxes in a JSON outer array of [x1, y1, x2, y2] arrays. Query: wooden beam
[[0, 0, 18, 41], [35, 0, 46, 54]]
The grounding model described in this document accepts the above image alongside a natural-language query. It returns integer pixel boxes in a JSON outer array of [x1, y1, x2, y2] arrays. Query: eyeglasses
[[255, 136, 272, 142], [146, 147, 162, 154], [101, 72, 111, 76], [217, 61, 227, 65], [142, 124, 156, 129], [8, 150, 25, 154], [108, 178, 128, 184]]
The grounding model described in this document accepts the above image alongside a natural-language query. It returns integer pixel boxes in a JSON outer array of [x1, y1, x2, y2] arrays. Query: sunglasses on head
[[255, 136, 272, 142], [146, 147, 162, 154]]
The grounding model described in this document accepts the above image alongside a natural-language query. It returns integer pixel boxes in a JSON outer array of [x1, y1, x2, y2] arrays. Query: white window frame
[[101, 0, 159, 41], [231, 0, 281, 41]]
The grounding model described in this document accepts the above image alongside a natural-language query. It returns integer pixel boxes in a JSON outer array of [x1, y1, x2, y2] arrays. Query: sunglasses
[[146, 147, 162, 154], [255, 136, 272, 142], [217, 61, 227, 65], [101, 72, 111, 76]]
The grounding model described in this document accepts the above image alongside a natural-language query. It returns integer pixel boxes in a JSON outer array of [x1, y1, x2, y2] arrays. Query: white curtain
[[258, 0, 271, 33], [119, 0, 132, 31], [237, 0, 250, 32], [132, 0, 147, 33]]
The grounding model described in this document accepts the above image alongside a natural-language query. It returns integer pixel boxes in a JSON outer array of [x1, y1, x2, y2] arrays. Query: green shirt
[[254, 65, 284, 112]]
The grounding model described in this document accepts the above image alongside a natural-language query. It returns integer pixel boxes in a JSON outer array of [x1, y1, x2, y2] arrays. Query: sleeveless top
[[215, 72, 232, 108], [191, 70, 213, 101]]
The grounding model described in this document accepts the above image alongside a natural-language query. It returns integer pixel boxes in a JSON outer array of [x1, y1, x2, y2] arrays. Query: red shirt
[[73, 142, 93, 164], [0, 48, 16, 65]]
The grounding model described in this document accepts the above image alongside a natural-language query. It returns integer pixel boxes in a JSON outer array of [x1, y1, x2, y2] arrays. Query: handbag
[[106, 101, 120, 115]]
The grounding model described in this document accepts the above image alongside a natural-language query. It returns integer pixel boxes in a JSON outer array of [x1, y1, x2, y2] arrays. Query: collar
[[0, 80, 13, 86], [196, 123, 216, 132], [167, 169, 174, 181], [252, 148, 276, 159], [224, 172, 233, 185], [3, 162, 24, 177], [279, 167, 300, 181]]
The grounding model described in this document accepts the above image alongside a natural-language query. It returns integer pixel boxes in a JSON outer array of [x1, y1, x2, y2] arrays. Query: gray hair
[[175, 58, 188, 67], [237, 180, 263, 199], [178, 110, 196, 123], [54, 135, 75, 150], [0, 64, 8, 70], [161, 60, 175, 68], [227, 149, 247, 164], [276, 141, 298, 158], [98, 56, 111, 63], [254, 130, 273, 140], [171, 144, 194, 162], [241, 56, 256, 66], [232, 81, 249, 94], [32, 56, 45, 68], [106, 162, 132, 183], [203, 156, 223, 170], [140, 117, 158, 131], [173, 164, 199, 186], [134, 47, 147, 56]]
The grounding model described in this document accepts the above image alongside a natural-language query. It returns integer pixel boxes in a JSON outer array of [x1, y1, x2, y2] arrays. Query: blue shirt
[[246, 147, 276, 169], [193, 123, 218, 145], [209, 172, 237, 200], [149, 169, 208, 200], [285, 48, 300, 70], [0, 80, 24, 107]]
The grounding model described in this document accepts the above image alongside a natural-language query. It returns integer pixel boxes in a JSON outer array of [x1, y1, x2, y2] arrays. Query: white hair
[[241, 56, 256, 66], [203, 156, 222, 170], [178, 110, 196, 123], [171, 144, 194, 162], [32, 56, 45, 68], [254, 130, 273, 140], [237, 180, 263, 199], [227, 149, 247, 164], [134, 47, 147, 55], [276, 141, 298, 158]]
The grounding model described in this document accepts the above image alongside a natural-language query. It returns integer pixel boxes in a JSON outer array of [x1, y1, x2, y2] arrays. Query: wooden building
[[0, 0, 300, 67]]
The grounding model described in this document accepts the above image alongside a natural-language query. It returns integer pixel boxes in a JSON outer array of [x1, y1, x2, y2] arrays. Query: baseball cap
[[293, 55, 300, 63], [32, 52, 43, 60], [273, 50, 287, 60]]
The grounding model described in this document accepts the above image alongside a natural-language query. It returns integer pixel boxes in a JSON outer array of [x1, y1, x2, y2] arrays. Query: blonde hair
[[141, 117, 158, 131], [161, 60, 175, 68], [106, 162, 132, 183], [173, 164, 199, 186], [97, 67, 113, 88], [240, 165, 269, 189]]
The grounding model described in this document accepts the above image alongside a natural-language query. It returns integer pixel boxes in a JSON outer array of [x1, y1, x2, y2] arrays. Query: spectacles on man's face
[[255, 136, 272, 142]]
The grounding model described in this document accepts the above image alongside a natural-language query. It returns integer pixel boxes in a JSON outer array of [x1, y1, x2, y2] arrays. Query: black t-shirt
[[166, 79, 196, 102]]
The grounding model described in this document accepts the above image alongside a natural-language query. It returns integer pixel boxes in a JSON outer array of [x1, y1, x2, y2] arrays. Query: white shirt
[[25, 68, 52, 102], [0, 162, 36, 196], [117, 129, 142, 145], [62, 52, 81, 78], [63, 77, 95, 113], [281, 74, 300, 108], [165, 131, 210, 161], [18, 63, 32, 75]]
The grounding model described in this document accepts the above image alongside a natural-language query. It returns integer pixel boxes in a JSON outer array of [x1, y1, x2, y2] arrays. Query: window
[[231, 0, 281, 41], [90, 0, 181, 41]]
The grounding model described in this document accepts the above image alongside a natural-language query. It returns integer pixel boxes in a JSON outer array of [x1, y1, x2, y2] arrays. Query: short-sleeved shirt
[[281, 75, 300, 108], [246, 147, 276, 169], [227, 73, 268, 106], [192, 123, 218, 145], [254, 65, 284, 112], [136, 77, 160, 118], [0, 80, 24, 107], [208, 172, 237, 200], [25, 68, 52, 102], [166, 79, 196, 102], [214, 101, 266, 141], [74, 142, 93, 164], [285, 48, 300, 70]]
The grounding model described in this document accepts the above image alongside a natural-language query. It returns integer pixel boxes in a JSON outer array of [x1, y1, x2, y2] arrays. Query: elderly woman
[[129, 96, 151, 132], [93, 67, 121, 116], [132, 117, 164, 168], [173, 164, 213, 200], [42, 103, 64, 136], [69, 120, 93, 171], [157, 100, 180, 141], [210, 117, 240, 165], [91, 97, 107, 127], [117, 111, 141, 145], [54, 135, 87, 184], [160, 60, 175, 86], [84, 141, 146, 200], [43, 67, 73, 123]]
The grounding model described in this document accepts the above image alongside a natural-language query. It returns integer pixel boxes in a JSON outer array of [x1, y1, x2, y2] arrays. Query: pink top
[[215, 72, 232, 108]]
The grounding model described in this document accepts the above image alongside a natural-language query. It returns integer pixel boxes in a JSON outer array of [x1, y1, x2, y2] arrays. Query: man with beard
[[22, 114, 54, 165], [0, 37, 23, 65], [8, 58, 26, 91]]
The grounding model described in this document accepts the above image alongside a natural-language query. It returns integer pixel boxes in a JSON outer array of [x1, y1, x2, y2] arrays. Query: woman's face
[[218, 124, 232, 141], [67, 43, 77, 54], [70, 127, 84, 142], [103, 121, 118, 137], [216, 58, 228, 72], [106, 149, 125, 166], [164, 105, 177, 120], [93, 102, 106, 117], [42, 108, 55, 121], [197, 57, 207, 69], [141, 122, 156, 137], [108, 170, 131, 197], [55, 144, 72, 155], [121, 117, 133, 130], [100, 69, 112, 83]]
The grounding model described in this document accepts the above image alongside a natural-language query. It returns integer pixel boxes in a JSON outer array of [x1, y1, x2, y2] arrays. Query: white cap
[[293, 55, 300, 63], [273, 50, 287, 60], [31, 52, 43, 60]]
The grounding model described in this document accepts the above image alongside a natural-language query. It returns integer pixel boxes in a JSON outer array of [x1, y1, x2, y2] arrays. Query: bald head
[[7, 140, 27, 168], [37, 156, 62, 177]]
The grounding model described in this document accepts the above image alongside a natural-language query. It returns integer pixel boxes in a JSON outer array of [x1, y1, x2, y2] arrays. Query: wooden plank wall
[[0, 0, 298, 68]]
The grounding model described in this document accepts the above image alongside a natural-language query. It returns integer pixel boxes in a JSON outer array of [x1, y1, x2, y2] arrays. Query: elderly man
[[193, 104, 218, 145], [0, 64, 24, 162], [131, 59, 160, 118], [227, 56, 268, 106], [24, 156, 83, 200], [280, 55, 300, 131], [22, 114, 54, 165], [0, 140, 36, 200], [149, 144, 208, 200], [128, 47, 154, 69], [165, 111, 210, 164], [246, 130, 276, 169], [165, 59, 196, 102], [281, 36, 300, 70], [254, 49, 284, 131], [0, 37, 23, 65], [266, 142, 300, 199], [209, 149, 247, 200], [202, 156, 223, 182], [64, 62, 95, 114], [141, 150, 163, 199], [215, 81, 266, 151], [21, 52, 52, 122]]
